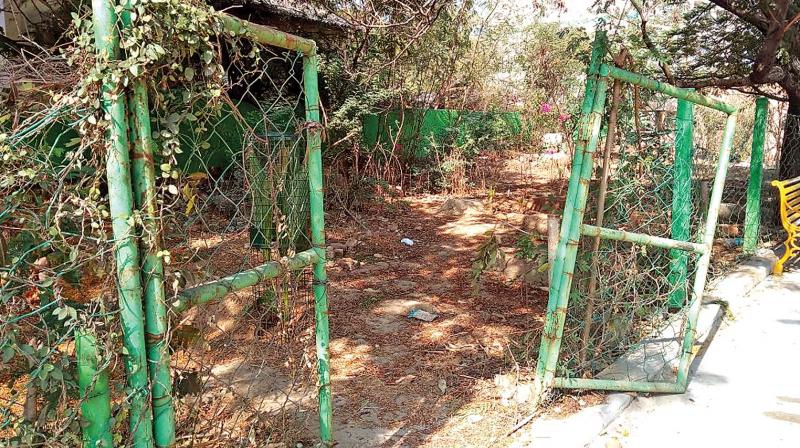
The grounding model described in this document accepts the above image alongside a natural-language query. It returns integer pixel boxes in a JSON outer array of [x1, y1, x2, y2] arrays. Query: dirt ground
[[168, 151, 595, 447], [312, 153, 605, 447], [1, 150, 760, 447]]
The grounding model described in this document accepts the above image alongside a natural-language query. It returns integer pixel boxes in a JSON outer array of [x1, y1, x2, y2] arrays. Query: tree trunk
[[779, 93, 800, 179]]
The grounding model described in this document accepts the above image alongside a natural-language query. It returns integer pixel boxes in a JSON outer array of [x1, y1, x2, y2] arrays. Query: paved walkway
[[591, 269, 800, 448]]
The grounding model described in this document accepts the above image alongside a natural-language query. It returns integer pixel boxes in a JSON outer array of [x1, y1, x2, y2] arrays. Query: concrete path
[[591, 270, 800, 448]]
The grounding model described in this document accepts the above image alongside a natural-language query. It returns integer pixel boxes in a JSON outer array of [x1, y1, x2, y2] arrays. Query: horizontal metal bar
[[581, 224, 707, 254], [220, 13, 316, 55], [170, 248, 320, 314], [600, 65, 737, 115], [554, 377, 685, 393]]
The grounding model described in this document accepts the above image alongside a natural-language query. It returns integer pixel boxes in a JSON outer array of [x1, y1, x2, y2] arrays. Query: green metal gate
[[534, 31, 743, 396], [80, 2, 333, 447]]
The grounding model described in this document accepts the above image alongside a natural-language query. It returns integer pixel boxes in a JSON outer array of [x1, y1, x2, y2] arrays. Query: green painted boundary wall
[[362, 109, 522, 161], [11, 98, 297, 175]]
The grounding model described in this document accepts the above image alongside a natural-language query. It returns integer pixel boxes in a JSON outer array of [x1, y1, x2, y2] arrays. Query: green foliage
[[0, 0, 261, 443], [514, 233, 541, 262], [471, 231, 500, 283], [517, 22, 591, 147]]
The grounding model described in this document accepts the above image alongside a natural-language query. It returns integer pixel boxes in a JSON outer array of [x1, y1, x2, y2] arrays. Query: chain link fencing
[[535, 36, 767, 395], [553, 86, 705, 383], [1, 3, 329, 446], [161, 36, 321, 446]]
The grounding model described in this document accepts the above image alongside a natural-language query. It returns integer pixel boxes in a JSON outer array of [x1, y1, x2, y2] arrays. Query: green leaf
[[184, 67, 195, 81], [2, 346, 14, 363]]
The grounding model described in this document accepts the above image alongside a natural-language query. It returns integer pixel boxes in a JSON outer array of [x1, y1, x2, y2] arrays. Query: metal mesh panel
[[555, 94, 706, 382], [157, 36, 320, 446], [0, 8, 327, 446]]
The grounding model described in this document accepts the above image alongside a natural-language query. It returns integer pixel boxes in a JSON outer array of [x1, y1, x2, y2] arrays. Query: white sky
[[496, 0, 608, 30], [543, 0, 600, 27]]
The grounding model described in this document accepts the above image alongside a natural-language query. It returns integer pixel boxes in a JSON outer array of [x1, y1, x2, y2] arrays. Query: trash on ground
[[721, 237, 743, 248], [400, 237, 414, 246], [408, 308, 438, 322]]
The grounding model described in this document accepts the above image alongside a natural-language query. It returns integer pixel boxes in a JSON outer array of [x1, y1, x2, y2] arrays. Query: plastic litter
[[408, 308, 438, 322], [400, 238, 414, 246], [721, 237, 743, 248]]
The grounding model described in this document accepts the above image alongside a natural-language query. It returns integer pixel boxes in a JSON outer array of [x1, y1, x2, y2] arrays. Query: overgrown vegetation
[[1, 0, 796, 444]]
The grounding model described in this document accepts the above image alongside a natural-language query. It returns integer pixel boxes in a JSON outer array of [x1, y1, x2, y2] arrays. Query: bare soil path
[[318, 154, 575, 447]]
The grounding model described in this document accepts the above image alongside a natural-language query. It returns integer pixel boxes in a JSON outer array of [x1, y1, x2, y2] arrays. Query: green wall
[[362, 108, 522, 161]]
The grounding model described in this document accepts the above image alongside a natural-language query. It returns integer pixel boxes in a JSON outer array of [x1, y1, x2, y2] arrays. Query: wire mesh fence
[[535, 39, 754, 395], [1, 3, 329, 446], [554, 89, 707, 382], [161, 36, 321, 446]]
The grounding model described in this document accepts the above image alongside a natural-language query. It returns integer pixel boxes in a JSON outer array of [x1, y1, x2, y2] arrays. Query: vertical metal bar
[[91, 1, 153, 445], [119, 3, 175, 445], [676, 112, 738, 388], [76, 330, 112, 448], [302, 52, 333, 446], [743, 97, 768, 254], [535, 30, 607, 395], [578, 75, 622, 365], [128, 82, 175, 447], [668, 98, 694, 308], [537, 78, 608, 394], [542, 77, 610, 388]]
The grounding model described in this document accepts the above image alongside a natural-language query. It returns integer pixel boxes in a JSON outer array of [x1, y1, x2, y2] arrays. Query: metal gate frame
[[534, 31, 739, 396], [83, 2, 333, 446]]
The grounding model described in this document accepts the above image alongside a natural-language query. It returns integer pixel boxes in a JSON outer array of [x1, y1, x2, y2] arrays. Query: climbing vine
[[0, 0, 263, 444]]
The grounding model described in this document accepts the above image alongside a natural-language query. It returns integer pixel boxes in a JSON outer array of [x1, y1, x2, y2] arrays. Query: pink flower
[[539, 102, 553, 113], [558, 113, 570, 122]]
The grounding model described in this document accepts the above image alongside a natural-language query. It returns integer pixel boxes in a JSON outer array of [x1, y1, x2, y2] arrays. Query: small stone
[[394, 374, 416, 384], [345, 237, 359, 252], [336, 257, 358, 271], [467, 414, 483, 423], [439, 198, 482, 215], [522, 213, 549, 234], [514, 384, 534, 404], [395, 279, 417, 291]]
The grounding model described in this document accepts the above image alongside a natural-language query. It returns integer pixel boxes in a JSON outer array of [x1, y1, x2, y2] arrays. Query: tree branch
[[707, 0, 770, 33], [629, 0, 675, 84], [749, 0, 790, 83]]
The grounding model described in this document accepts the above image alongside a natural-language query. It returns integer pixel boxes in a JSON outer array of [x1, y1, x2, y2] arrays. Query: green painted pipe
[[91, 1, 154, 445], [535, 30, 607, 396], [542, 76, 610, 390], [667, 98, 695, 308], [76, 330, 113, 448], [119, 2, 175, 444], [220, 13, 316, 55], [743, 97, 769, 254], [676, 112, 738, 388], [600, 64, 738, 114], [217, 11, 333, 443], [303, 53, 334, 446], [580, 224, 706, 254], [171, 249, 319, 313], [554, 377, 684, 393], [126, 64, 176, 448]]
